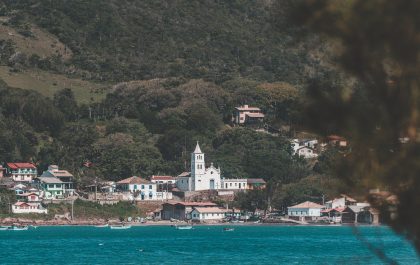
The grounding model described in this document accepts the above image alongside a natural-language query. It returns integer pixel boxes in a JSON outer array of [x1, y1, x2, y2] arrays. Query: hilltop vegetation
[[0, 0, 345, 208]]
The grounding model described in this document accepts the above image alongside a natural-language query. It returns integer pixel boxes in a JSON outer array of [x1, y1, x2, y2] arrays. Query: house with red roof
[[12, 201, 47, 214], [6, 163, 37, 182]]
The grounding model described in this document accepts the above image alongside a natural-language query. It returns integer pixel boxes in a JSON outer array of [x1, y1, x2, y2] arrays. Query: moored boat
[[95, 224, 109, 228], [223, 227, 235, 231], [110, 225, 131, 230], [175, 225, 193, 230], [9, 225, 28, 231], [0, 226, 10, 230]]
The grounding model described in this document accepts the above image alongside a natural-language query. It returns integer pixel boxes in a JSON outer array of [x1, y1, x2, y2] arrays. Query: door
[[210, 179, 215, 190]]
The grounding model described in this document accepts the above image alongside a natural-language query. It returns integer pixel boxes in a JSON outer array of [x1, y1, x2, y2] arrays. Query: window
[[134, 185, 137, 190], [149, 185, 152, 189], [141, 185, 145, 189], [235, 183, 237, 186], [149, 193, 153, 199], [181, 180, 184, 183], [230, 183, 232, 187], [225, 183, 228, 188]]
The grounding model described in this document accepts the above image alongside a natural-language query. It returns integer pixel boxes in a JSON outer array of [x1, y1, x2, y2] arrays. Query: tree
[[53, 88, 79, 121], [291, 0, 420, 252]]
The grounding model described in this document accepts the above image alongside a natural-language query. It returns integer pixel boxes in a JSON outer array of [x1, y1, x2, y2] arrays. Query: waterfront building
[[12, 201, 47, 214], [176, 142, 222, 191], [190, 207, 228, 221], [35, 176, 65, 199], [161, 201, 217, 220], [41, 165, 75, 195], [6, 163, 37, 183], [287, 201, 325, 221], [325, 195, 357, 209], [151, 175, 175, 185]]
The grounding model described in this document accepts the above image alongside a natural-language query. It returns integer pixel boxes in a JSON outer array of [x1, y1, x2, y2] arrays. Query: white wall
[[288, 208, 321, 217], [191, 211, 225, 221]]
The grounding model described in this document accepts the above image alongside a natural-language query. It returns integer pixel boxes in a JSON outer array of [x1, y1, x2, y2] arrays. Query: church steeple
[[191, 141, 205, 177], [193, 141, 202, 154]]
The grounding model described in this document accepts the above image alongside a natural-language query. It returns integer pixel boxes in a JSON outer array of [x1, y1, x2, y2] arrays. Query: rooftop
[[117, 176, 152, 185], [245, 113, 265, 118], [164, 201, 216, 207], [193, 207, 228, 213], [36, 176, 63, 184], [178, 172, 191, 178], [151, 175, 175, 181], [7, 163, 36, 170], [288, 201, 324, 209], [247, 178, 266, 184], [235, 105, 262, 111]]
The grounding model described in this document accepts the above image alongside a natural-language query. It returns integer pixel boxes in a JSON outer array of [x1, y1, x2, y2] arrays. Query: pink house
[[233, 105, 265, 125]]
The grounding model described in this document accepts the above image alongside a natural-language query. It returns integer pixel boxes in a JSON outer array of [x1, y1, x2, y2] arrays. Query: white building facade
[[287, 201, 324, 220], [221, 178, 247, 190], [190, 207, 227, 221], [176, 143, 222, 191]]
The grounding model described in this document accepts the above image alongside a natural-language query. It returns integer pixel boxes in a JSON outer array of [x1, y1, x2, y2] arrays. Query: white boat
[[223, 227, 235, 231], [95, 224, 109, 228], [9, 225, 28, 231], [110, 225, 131, 230], [0, 226, 10, 230], [175, 225, 193, 230]]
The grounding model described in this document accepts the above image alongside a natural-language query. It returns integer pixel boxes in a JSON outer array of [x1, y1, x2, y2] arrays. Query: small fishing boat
[[95, 224, 109, 228], [175, 225, 193, 230], [9, 225, 28, 231], [0, 226, 10, 230], [110, 225, 131, 230], [223, 227, 235, 231]]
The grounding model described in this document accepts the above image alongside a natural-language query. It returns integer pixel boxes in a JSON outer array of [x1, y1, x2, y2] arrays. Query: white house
[[12, 201, 47, 214], [150, 175, 175, 185], [221, 178, 247, 190], [41, 165, 75, 195], [190, 207, 227, 221], [116, 176, 172, 201], [325, 195, 357, 209], [233, 105, 265, 125], [288, 201, 324, 220], [176, 142, 222, 191], [296, 146, 318, 159]]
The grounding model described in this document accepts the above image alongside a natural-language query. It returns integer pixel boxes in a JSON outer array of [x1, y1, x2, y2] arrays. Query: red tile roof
[[164, 201, 216, 207], [247, 178, 266, 184], [288, 201, 324, 209], [7, 163, 36, 170], [151, 175, 174, 181], [245, 113, 265, 118], [117, 176, 152, 185]]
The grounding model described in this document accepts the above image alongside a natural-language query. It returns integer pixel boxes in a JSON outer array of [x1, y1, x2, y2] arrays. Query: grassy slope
[[0, 66, 108, 103]]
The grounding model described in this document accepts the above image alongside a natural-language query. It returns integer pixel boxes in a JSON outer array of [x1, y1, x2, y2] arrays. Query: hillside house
[[233, 105, 265, 126], [6, 163, 37, 182], [246, 178, 266, 190], [35, 176, 65, 199], [116, 176, 172, 201], [12, 201, 47, 214], [327, 135, 347, 147], [222, 178, 247, 190], [41, 165, 75, 195]]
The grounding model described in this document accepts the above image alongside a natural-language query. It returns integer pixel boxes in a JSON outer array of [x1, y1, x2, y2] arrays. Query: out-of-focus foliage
[[291, 0, 420, 252]]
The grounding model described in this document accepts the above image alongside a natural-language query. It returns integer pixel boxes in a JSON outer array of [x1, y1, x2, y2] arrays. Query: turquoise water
[[0, 225, 418, 265]]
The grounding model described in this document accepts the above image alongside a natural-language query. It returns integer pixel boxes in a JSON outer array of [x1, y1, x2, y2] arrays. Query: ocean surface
[[0, 225, 418, 265]]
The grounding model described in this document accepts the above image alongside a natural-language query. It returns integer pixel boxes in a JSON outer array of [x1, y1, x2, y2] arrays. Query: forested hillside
[[0, 0, 345, 208]]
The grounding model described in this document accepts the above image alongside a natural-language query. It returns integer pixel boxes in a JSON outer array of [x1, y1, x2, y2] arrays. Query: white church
[[176, 142, 222, 191]]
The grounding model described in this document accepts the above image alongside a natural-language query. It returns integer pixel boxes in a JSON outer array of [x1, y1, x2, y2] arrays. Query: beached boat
[[110, 225, 131, 230], [95, 224, 109, 228], [175, 225, 193, 230], [9, 225, 28, 231], [223, 227, 235, 231]]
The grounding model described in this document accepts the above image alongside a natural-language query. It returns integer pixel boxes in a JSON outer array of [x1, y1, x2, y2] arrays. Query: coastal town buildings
[[116, 176, 172, 201], [233, 105, 265, 125], [191, 207, 228, 221], [161, 201, 217, 220], [291, 139, 319, 159], [151, 175, 175, 185], [176, 143, 222, 191], [6, 163, 37, 182]]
